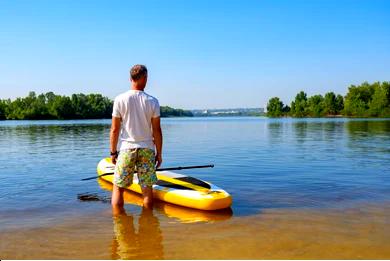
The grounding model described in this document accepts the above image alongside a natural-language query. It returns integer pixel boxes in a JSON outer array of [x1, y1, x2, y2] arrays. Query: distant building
[[192, 108, 264, 117]]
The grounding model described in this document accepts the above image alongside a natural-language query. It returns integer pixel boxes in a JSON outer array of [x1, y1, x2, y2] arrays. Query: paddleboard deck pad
[[97, 158, 232, 210]]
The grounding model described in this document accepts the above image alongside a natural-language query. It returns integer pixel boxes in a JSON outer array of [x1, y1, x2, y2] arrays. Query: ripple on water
[[0, 117, 389, 223]]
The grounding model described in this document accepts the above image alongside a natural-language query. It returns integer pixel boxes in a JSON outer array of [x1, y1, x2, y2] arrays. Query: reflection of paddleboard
[[97, 158, 232, 211], [98, 179, 233, 223]]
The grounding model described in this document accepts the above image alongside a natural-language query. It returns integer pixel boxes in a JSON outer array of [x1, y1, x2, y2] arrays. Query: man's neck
[[131, 85, 145, 91]]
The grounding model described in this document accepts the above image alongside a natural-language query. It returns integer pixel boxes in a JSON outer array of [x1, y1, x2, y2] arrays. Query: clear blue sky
[[0, 0, 389, 109]]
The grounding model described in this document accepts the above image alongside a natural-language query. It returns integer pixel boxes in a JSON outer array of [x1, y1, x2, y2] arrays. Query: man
[[110, 64, 163, 211]]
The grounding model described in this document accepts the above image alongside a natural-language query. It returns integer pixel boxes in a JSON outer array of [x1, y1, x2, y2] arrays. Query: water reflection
[[322, 122, 346, 142], [346, 120, 390, 157], [346, 120, 390, 137], [0, 124, 109, 156], [293, 121, 308, 144], [265, 121, 285, 143], [111, 207, 164, 260], [291, 120, 347, 144]]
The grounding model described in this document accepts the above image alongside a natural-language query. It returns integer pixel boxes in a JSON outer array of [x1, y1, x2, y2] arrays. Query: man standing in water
[[110, 65, 163, 211]]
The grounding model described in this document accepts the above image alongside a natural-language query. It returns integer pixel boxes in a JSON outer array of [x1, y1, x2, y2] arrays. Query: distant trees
[[344, 82, 390, 117], [307, 94, 324, 117], [266, 97, 284, 117], [323, 92, 336, 115], [369, 82, 390, 117], [160, 106, 193, 117], [266, 81, 390, 118], [1, 92, 193, 120], [290, 91, 308, 117], [0, 99, 7, 120], [1, 91, 112, 120]]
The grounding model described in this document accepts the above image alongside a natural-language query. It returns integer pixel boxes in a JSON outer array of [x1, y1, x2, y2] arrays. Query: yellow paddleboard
[[97, 158, 232, 211]]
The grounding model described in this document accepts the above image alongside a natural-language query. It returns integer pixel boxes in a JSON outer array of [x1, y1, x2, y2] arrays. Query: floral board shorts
[[114, 148, 158, 188]]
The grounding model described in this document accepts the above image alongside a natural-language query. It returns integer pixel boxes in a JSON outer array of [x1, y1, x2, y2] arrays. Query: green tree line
[[0, 91, 193, 120], [267, 81, 390, 118], [160, 106, 193, 117]]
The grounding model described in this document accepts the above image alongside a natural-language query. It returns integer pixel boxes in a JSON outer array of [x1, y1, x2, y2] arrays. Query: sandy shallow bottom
[[1, 199, 389, 259]]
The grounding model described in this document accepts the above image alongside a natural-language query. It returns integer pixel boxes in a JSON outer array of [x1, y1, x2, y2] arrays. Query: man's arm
[[152, 116, 163, 168], [110, 116, 121, 164]]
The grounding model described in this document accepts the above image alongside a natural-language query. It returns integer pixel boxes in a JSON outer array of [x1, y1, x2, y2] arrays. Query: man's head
[[130, 64, 148, 90]]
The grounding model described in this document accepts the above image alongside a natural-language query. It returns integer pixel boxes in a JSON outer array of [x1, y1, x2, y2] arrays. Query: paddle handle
[[81, 164, 214, 181], [158, 164, 214, 171]]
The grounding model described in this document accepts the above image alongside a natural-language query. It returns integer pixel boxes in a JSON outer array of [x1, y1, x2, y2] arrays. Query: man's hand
[[155, 153, 162, 169], [111, 154, 118, 165]]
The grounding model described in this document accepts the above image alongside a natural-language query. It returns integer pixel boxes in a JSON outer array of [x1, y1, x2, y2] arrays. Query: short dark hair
[[130, 64, 148, 81]]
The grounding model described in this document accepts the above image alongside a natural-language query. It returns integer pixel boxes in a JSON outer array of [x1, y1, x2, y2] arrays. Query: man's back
[[110, 64, 162, 209], [112, 89, 160, 151]]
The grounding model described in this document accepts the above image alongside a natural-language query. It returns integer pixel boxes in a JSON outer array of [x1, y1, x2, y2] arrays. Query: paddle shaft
[[81, 164, 214, 181]]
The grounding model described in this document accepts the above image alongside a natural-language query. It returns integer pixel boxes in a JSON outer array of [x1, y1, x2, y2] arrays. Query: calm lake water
[[1, 117, 389, 259]]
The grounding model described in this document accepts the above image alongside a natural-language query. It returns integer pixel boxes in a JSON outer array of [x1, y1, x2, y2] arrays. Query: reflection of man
[[110, 65, 163, 210], [112, 208, 164, 259]]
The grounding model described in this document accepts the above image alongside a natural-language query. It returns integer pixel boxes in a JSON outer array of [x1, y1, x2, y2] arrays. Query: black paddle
[[81, 164, 214, 181]]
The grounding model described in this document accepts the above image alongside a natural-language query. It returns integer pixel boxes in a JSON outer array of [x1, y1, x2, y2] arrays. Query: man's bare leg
[[112, 184, 125, 215], [141, 186, 153, 208]]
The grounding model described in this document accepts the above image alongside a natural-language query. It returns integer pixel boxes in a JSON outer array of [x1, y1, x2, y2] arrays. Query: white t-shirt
[[112, 90, 160, 151]]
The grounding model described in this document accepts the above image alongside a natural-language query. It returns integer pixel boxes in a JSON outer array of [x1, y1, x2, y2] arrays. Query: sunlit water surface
[[0, 117, 389, 259]]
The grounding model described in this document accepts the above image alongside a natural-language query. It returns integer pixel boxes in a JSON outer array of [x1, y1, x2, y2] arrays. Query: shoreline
[[1, 115, 390, 122], [1, 201, 389, 259]]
